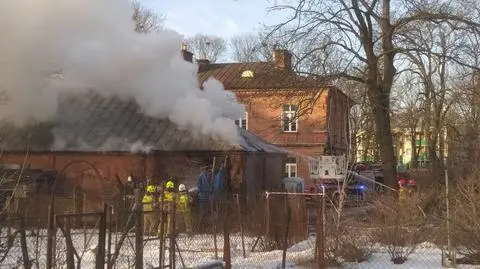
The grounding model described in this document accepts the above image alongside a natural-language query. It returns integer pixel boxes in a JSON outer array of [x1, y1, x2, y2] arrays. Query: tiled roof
[[0, 91, 287, 154], [198, 62, 329, 90]]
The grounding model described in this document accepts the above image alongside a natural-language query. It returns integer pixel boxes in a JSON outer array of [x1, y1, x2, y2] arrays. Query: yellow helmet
[[165, 180, 174, 189], [146, 185, 155, 193]]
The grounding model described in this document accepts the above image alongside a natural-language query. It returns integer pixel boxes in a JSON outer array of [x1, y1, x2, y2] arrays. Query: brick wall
[[281, 145, 325, 186], [0, 153, 156, 196], [0, 152, 217, 212], [235, 89, 329, 146], [0, 152, 225, 194], [234, 89, 331, 186]]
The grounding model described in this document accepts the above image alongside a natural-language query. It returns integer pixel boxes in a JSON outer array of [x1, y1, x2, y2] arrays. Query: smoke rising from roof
[[0, 0, 244, 144]]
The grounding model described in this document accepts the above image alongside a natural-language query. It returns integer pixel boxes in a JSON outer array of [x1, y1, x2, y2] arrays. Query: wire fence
[[0, 191, 325, 269], [1, 190, 476, 269]]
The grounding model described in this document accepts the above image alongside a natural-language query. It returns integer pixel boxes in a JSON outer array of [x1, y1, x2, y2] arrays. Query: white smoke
[[0, 0, 245, 144]]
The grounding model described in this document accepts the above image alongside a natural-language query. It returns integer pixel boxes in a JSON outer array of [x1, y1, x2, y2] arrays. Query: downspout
[[326, 89, 333, 155]]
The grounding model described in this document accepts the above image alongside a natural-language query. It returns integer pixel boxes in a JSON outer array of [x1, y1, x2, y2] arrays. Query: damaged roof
[[0, 91, 287, 154]]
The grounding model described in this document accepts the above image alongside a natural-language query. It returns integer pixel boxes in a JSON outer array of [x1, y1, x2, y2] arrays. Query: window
[[235, 112, 248, 130], [284, 157, 297, 177], [241, 70, 254, 78], [309, 157, 320, 176], [282, 104, 298, 132]]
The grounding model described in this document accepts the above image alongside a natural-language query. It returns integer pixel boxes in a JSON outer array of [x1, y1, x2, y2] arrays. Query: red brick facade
[[196, 48, 351, 186], [233, 88, 350, 185], [0, 153, 155, 188], [0, 152, 215, 213]]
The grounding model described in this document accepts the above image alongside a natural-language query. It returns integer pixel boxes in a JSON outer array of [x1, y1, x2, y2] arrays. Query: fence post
[[53, 215, 58, 268], [19, 216, 31, 269], [169, 197, 177, 269], [107, 205, 113, 267], [96, 203, 107, 269], [281, 195, 291, 269], [223, 157, 232, 269], [236, 195, 246, 258], [316, 198, 325, 269], [134, 188, 144, 269], [210, 157, 219, 260], [46, 205, 53, 269], [64, 217, 75, 269], [158, 194, 165, 268], [223, 198, 232, 269]]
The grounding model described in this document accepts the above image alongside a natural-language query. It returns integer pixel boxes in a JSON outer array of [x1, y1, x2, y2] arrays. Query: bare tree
[[334, 79, 377, 162], [448, 71, 480, 174], [399, 22, 472, 176], [267, 0, 480, 189], [452, 171, 480, 264], [186, 34, 227, 63], [230, 33, 264, 62], [446, 28, 480, 174], [132, 1, 163, 33], [391, 75, 424, 169]]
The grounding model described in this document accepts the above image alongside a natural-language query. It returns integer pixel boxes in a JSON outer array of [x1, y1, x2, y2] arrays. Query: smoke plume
[[0, 0, 245, 144]]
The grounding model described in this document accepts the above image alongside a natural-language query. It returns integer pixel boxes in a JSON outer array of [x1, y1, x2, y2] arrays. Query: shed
[[0, 91, 287, 215]]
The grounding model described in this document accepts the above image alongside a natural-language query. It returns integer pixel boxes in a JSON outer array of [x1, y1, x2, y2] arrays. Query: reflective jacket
[[142, 194, 153, 212], [163, 190, 175, 202], [177, 192, 190, 212]]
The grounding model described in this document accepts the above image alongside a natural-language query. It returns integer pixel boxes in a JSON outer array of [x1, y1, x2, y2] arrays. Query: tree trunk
[[410, 132, 418, 169], [371, 88, 397, 190], [427, 141, 443, 180]]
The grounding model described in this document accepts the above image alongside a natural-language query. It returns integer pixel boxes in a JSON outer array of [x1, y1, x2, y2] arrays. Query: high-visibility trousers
[[144, 212, 156, 235], [177, 211, 192, 234], [158, 203, 174, 237]]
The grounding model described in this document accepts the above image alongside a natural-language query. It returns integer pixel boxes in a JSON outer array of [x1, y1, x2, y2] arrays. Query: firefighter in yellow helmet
[[177, 184, 193, 236], [142, 184, 156, 235], [159, 179, 175, 237]]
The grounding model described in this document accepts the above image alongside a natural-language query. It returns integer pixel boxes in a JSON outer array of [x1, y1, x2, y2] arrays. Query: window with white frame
[[309, 157, 320, 176], [284, 157, 297, 178], [282, 104, 298, 132], [234, 112, 248, 130]]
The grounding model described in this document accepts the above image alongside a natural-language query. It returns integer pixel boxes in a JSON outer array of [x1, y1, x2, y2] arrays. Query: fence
[[0, 191, 325, 269], [1, 190, 466, 269]]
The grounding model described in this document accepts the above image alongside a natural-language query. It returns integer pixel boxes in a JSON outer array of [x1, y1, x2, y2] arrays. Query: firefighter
[[142, 184, 156, 235], [151, 183, 161, 232], [177, 184, 193, 236], [159, 179, 175, 237]]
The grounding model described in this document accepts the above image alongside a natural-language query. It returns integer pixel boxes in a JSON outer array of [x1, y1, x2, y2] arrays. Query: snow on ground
[[1, 230, 480, 268], [342, 242, 479, 269]]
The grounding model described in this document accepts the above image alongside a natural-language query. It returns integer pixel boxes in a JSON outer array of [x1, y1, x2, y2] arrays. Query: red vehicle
[[305, 180, 367, 207]]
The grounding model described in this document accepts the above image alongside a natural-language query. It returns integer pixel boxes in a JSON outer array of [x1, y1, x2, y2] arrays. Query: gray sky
[[139, 0, 287, 39]]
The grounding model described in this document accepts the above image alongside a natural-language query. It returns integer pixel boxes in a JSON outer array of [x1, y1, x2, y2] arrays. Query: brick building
[[0, 92, 287, 214], [189, 48, 352, 184]]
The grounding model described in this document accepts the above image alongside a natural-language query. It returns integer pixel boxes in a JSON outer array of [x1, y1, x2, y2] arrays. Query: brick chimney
[[196, 59, 210, 66], [180, 42, 193, 63], [273, 49, 292, 71]]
